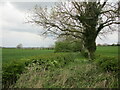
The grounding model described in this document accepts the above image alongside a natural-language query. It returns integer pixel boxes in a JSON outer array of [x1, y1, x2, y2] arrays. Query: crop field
[[96, 46, 118, 57], [2, 46, 118, 63], [2, 48, 54, 63], [2, 46, 119, 88]]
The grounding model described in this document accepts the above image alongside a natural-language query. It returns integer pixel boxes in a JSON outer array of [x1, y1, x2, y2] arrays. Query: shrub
[[55, 41, 72, 52], [2, 60, 34, 88], [54, 40, 82, 52], [95, 56, 119, 72], [2, 59, 31, 88]]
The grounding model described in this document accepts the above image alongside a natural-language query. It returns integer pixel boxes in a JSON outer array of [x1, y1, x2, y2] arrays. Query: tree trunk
[[88, 50, 95, 60], [87, 41, 96, 60], [83, 28, 97, 60]]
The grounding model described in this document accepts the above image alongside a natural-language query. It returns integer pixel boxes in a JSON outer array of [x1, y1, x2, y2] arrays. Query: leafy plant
[[95, 56, 119, 72]]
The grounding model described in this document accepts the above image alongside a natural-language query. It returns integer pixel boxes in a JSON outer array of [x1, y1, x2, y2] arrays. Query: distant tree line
[[2, 47, 54, 50], [97, 43, 120, 46]]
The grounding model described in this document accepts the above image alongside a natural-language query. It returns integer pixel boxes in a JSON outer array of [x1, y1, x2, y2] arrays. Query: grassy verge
[[13, 53, 118, 88], [2, 52, 75, 88]]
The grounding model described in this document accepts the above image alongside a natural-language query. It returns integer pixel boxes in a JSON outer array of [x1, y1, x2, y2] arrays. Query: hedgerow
[[95, 56, 119, 73], [2, 53, 75, 88]]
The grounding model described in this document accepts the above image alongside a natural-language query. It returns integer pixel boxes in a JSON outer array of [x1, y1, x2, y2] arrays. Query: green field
[[2, 46, 118, 63], [2, 48, 54, 63], [96, 46, 118, 57]]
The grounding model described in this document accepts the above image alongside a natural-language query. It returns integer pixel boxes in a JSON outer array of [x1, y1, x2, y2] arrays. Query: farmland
[[2, 46, 118, 63], [2, 48, 54, 63], [2, 46, 119, 88], [96, 46, 118, 57]]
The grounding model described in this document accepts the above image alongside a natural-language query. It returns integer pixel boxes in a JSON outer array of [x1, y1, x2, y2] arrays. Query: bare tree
[[28, 0, 120, 60]]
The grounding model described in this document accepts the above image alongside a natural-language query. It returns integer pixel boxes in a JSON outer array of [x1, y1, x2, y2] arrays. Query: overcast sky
[[0, 1, 118, 47]]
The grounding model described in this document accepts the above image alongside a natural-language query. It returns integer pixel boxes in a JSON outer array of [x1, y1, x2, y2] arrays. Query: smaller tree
[[70, 40, 82, 52], [55, 41, 71, 52], [16, 44, 23, 49], [55, 35, 83, 52]]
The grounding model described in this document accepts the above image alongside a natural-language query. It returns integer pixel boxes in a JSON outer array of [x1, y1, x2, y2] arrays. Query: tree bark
[[88, 50, 95, 60], [83, 31, 97, 60], [87, 41, 96, 60], [83, 28, 97, 60]]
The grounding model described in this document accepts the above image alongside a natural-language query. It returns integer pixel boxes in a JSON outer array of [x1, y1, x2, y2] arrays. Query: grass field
[[96, 46, 118, 57], [2, 48, 54, 63], [2, 46, 118, 63]]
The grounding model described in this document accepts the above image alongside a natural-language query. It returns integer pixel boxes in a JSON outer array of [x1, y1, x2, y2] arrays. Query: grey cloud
[[2, 20, 42, 34], [1, 2, 55, 34], [11, 2, 55, 11]]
